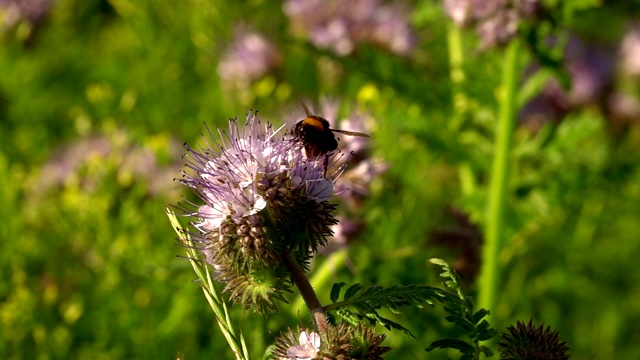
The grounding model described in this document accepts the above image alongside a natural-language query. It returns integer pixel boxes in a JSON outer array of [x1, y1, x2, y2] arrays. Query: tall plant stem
[[281, 252, 327, 332], [478, 40, 522, 326]]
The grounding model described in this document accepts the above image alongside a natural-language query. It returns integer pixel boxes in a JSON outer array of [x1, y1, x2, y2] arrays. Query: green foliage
[[167, 210, 250, 360], [327, 282, 446, 337], [426, 259, 497, 359]]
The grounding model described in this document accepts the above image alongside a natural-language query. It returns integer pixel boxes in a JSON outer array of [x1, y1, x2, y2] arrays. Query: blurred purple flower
[[329, 108, 387, 207], [283, 0, 416, 56], [444, 0, 540, 49], [619, 23, 640, 78], [217, 30, 281, 88], [607, 92, 640, 129], [0, 0, 55, 28], [563, 38, 615, 107], [520, 36, 616, 127], [35, 131, 182, 198], [323, 217, 364, 254]]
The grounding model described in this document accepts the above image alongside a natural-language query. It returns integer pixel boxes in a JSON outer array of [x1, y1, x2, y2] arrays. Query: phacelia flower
[[273, 324, 390, 359], [35, 131, 181, 198], [498, 319, 571, 360], [519, 35, 615, 129], [275, 330, 321, 359], [444, 0, 541, 49], [1, 0, 55, 29], [176, 110, 341, 313], [619, 23, 640, 78], [283, 0, 416, 56], [217, 29, 282, 90]]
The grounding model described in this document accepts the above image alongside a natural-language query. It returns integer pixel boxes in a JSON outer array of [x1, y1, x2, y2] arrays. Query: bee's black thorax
[[294, 116, 339, 158]]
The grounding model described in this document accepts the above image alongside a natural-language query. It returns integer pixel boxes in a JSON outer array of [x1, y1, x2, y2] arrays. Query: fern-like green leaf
[[330, 282, 347, 303], [427, 259, 498, 359], [336, 308, 364, 327], [344, 283, 364, 300], [326, 283, 446, 337], [429, 258, 465, 300], [473, 308, 490, 324], [479, 345, 494, 357]]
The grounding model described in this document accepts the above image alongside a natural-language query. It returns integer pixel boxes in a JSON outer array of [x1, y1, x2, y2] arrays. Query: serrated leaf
[[476, 319, 491, 333], [473, 308, 490, 324], [477, 328, 498, 341], [445, 315, 473, 331], [479, 345, 495, 357], [372, 314, 414, 337], [426, 338, 475, 354], [336, 308, 362, 326], [424, 259, 498, 360], [327, 284, 446, 338], [428, 258, 448, 267], [477, 330, 496, 341], [330, 282, 347, 303], [330, 284, 444, 312], [444, 314, 464, 323], [344, 283, 364, 300]]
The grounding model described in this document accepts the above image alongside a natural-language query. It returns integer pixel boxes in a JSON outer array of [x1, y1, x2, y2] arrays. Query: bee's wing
[[330, 128, 370, 138]]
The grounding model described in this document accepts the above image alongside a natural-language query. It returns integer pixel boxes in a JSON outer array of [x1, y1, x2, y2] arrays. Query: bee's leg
[[323, 154, 329, 177]]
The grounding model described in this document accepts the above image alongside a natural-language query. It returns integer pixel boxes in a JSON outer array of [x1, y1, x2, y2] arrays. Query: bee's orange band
[[302, 117, 326, 130]]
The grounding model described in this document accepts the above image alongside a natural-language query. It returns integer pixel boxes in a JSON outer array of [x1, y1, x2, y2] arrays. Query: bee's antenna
[[299, 99, 313, 117]]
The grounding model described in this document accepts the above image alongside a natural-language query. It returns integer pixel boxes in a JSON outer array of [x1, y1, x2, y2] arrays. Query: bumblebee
[[294, 101, 369, 164]]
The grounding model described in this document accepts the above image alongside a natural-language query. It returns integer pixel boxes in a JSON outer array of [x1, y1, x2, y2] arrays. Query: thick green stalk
[[478, 40, 521, 326]]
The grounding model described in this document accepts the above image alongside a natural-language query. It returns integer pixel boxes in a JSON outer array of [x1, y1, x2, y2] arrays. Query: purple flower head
[[619, 23, 640, 78], [217, 30, 281, 89], [444, 0, 541, 49], [176, 110, 342, 312], [1, 0, 54, 29], [520, 35, 616, 128], [273, 323, 390, 359], [284, 331, 321, 359], [607, 92, 640, 128], [284, 0, 416, 56]]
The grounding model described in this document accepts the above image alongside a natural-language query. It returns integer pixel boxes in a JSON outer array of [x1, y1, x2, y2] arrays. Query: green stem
[[290, 249, 347, 313], [280, 252, 327, 331], [478, 40, 521, 327], [166, 209, 250, 360]]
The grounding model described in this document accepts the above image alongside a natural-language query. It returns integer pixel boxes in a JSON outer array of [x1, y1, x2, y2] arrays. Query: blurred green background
[[2, 0, 640, 359]]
